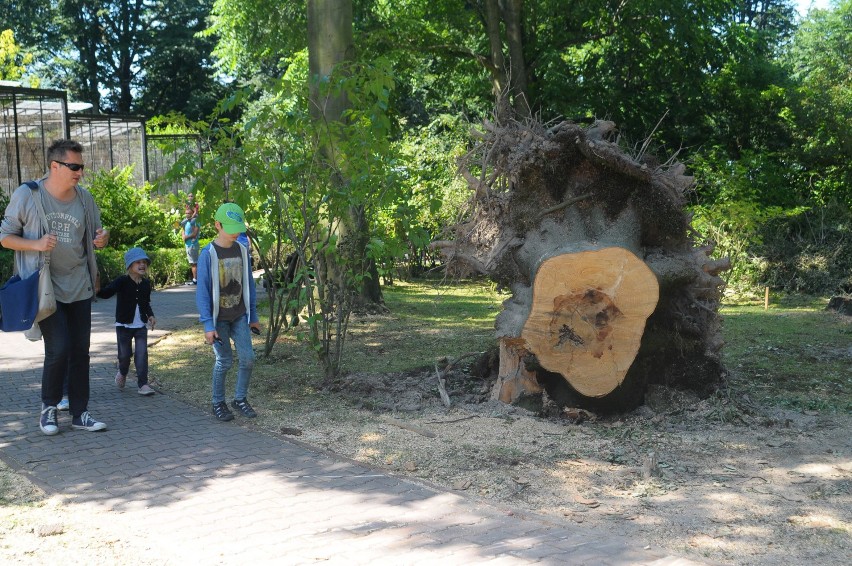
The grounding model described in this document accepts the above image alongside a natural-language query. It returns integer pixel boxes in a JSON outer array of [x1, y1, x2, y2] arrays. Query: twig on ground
[[382, 417, 437, 438], [433, 351, 483, 408], [425, 415, 481, 425]]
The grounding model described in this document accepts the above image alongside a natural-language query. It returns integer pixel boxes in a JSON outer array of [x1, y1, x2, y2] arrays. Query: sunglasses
[[54, 160, 85, 172]]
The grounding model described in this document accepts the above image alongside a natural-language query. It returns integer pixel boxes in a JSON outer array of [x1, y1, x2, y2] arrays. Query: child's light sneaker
[[115, 371, 126, 389], [138, 384, 155, 396], [56, 397, 69, 411]]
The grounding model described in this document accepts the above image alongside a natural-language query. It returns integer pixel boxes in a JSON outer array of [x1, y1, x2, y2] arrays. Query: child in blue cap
[[96, 247, 157, 395]]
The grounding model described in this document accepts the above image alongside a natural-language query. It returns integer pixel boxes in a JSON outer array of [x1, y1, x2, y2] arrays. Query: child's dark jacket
[[96, 275, 154, 324]]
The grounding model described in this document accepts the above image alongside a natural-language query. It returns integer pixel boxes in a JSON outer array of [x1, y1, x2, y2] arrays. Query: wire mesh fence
[[68, 113, 147, 187], [1, 84, 159, 199], [0, 85, 68, 197], [147, 134, 204, 197]]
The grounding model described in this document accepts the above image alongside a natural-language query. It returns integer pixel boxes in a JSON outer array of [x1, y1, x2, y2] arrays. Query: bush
[[0, 247, 11, 283], [87, 167, 182, 249], [97, 247, 191, 289], [756, 205, 852, 295], [693, 200, 852, 296]]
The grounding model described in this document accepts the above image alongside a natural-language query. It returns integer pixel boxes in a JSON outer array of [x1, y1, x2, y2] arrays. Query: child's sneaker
[[56, 397, 69, 411], [212, 401, 234, 421], [71, 411, 106, 432], [231, 398, 257, 418], [39, 406, 59, 435], [138, 384, 155, 396], [115, 372, 126, 389]]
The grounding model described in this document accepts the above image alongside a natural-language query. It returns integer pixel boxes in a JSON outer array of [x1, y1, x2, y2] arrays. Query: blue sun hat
[[124, 247, 150, 270]]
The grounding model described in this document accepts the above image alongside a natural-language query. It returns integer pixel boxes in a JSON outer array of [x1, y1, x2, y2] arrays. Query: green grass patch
[[150, 278, 505, 410], [721, 296, 852, 414], [150, 280, 850, 417]]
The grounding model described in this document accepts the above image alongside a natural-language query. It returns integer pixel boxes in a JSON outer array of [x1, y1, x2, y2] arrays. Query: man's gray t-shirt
[[40, 189, 92, 303]]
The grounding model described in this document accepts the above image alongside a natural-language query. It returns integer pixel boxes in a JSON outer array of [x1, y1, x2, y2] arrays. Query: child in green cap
[[195, 203, 261, 421]]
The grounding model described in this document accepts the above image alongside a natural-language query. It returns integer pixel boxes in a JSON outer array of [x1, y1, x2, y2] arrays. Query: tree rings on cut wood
[[520, 247, 659, 397]]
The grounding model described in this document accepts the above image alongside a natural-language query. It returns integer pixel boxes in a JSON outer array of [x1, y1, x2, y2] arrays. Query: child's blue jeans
[[211, 314, 255, 404], [116, 325, 149, 387]]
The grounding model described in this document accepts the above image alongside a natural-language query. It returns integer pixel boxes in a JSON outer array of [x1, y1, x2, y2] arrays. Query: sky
[[795, 0, 832, 17]]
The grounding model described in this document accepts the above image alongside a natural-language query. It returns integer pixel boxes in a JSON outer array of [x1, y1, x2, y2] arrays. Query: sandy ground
[[3, 367, 850, 565]]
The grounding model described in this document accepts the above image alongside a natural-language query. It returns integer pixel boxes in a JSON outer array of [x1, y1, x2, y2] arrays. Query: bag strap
[[25, 181, 51, 268]]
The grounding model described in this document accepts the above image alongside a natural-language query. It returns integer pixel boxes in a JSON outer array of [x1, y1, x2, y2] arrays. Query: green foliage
[[0, 29, 35, 84], [96, 247, 189, 289], [691, 195, 852, 295], [135, 0, 226, 119], [206, 0, 306, 78], [379, 114, 471, 278], [0, 248, 11, 285], [182, 51, 407, 383], [781, 0, 852, 208], [755, 206, 852, 294], [87, 167, 182, 250], [5, 1, 220, 115]]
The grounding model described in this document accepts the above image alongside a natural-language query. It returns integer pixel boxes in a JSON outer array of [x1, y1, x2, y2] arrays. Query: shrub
[[756, 205, 852, 295], [87, 167, 181, 249], [97, 247, 192, 289]]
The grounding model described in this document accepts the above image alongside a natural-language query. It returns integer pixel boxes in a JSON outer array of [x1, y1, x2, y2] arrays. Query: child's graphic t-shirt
[[212, 242, 246, 322]]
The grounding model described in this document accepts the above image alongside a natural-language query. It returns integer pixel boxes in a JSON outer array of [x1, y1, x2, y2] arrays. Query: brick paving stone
[[0, 283, 709, 565]]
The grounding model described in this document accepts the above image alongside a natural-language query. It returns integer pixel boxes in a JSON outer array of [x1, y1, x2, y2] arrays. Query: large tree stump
[[437, 117, 730, 410], [522, 247, 658, 397]]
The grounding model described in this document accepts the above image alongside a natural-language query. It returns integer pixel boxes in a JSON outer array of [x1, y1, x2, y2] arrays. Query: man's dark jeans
[[39, 298, 91, 417]]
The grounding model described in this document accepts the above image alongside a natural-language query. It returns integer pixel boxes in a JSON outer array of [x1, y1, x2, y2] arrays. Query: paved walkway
[[0, 284, 703, 565]]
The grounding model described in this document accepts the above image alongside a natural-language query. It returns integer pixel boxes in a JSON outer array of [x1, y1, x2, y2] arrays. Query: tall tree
[[137, 0, 224, 119], [6, 0, 221, 116], [0, 30, 34, 83], [783, 0, 851, 206], [307, 0, 382, 304]]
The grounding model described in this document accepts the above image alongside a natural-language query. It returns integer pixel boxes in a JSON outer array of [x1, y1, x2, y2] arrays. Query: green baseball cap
[[214, 203, 247, 235]]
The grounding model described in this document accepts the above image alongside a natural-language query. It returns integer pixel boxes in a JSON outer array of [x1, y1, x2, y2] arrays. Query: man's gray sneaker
[[39, 406, 59, 435], [71, 411, 106, 432]]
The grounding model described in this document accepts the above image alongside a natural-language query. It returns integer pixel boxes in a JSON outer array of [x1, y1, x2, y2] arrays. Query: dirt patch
[[270, 366, 852, 566], [3, 361, 850, 565]]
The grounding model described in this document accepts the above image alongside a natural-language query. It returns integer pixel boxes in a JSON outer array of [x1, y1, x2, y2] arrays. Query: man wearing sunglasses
[[1, 139, 110, 435]]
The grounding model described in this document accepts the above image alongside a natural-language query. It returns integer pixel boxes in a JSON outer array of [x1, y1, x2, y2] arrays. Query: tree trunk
[[307, 0, 382, 307], [501, 0, 529, 117], [440, 117, 729, 411], [307, 0, 353, 124], [483, 0, 507, 96]]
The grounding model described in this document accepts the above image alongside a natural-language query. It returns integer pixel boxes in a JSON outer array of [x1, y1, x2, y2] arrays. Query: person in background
[[182, 206, 200, 285], [196, 203, 261, 422], [0, 139, 110, 434], [96, 247, 157, 396]]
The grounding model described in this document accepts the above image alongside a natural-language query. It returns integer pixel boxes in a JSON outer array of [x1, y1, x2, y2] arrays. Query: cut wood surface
[[521, 247, 659, 397]]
